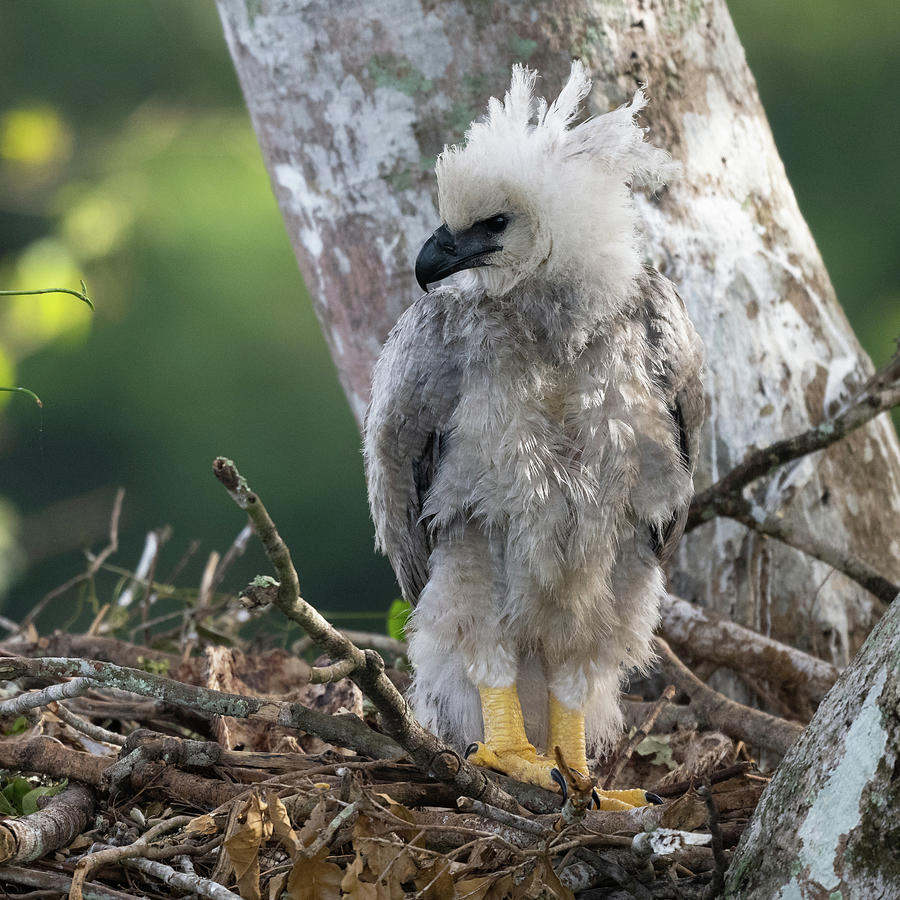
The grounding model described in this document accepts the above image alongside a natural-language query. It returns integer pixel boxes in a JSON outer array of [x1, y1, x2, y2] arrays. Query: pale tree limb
[[659, 594, 839, 706], [686, 349, 900, 603], [51, 700, 127, 746], [0, 676, 93, 716], [70, 815, 195, 900], [117, 853, 242, 900], [654, 639, 804, 757], [212, 456, 521, 814], [0, 782, 96, 865], [690, 348, 900, 526]]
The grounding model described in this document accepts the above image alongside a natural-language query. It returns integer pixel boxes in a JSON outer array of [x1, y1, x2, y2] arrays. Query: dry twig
[[212, 456, 522, 813], [18, 488, 125, 633]]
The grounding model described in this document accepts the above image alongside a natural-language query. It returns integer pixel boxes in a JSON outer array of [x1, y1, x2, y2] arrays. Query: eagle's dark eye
[[483, 214, 508, 234]]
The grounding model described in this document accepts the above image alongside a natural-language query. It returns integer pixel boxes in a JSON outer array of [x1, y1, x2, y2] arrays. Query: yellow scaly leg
[[548, 694, 658, 811], [466, 685, 557, 790]]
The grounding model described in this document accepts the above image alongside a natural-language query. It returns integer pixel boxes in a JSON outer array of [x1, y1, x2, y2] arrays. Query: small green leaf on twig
[[0, 279, 94, 310], [0, 386, 42, 407]]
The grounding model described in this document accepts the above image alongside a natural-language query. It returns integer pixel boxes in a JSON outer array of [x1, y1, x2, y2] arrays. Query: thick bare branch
[[707, 495, 899, 603], [0, 782, 96, 865], [0, 866, 142, 900], [690, 351, 900, 529], [655, 639, 804, 757], [0, 655, 401, 760], [659, 594, 839, 705], [212, 456, 522, 813]]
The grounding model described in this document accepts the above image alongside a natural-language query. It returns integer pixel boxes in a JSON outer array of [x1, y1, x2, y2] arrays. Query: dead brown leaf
[[341, 853, 379, 900], [267, 791, 303, 857], [186, 813, 219, 836], [285, 846, 343, 900], [223, 794, 271, 900], [660, 789, 708, 830], [456, 874, 516, 900], [414, 859, 455, 900], [297, 797, 335, 849]]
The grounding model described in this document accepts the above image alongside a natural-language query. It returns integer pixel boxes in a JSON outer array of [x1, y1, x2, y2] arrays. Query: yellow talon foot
[[466, 741, 559, 791], [591, 788, 660, 811]]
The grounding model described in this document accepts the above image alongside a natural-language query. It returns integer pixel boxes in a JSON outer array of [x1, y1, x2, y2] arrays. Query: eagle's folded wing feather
[[364, 292, 462, 603], [641, 268, 705, 563]]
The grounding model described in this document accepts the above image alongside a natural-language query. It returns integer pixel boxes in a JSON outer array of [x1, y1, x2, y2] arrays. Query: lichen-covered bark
[[214, 0, 900, 663], [725, 592, 900, 898]]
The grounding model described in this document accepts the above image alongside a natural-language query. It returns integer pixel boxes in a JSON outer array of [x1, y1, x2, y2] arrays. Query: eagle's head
[[415, 61, 678, 300]]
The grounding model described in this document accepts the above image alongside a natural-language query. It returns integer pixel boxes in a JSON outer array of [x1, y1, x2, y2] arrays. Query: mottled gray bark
[[725, 591, 900, 898], [214, 0, 900, 665]]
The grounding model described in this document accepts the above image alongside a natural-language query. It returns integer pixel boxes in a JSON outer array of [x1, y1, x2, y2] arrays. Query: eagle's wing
[[364, 291, 462, 603], [640, 268, 705, 563]]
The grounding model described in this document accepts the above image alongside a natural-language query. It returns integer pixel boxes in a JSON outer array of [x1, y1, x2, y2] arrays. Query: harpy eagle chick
[[364, 62, 704, 806]]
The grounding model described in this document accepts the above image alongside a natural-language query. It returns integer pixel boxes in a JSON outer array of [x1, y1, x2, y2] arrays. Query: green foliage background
[[0, 2, 897, 629]]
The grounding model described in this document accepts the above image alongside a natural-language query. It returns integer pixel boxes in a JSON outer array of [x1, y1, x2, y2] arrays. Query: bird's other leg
[[547, 663, 659, 811]]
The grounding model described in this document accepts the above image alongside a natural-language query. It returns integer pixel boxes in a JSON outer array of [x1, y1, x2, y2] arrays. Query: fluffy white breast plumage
[[364, 61, 704, 801]]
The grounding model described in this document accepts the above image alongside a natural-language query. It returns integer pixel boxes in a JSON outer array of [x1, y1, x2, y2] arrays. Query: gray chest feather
[[424, 337, 666, 582]]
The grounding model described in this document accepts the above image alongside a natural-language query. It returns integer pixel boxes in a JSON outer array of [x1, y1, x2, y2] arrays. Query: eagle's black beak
[[415, 224, 501, 292]]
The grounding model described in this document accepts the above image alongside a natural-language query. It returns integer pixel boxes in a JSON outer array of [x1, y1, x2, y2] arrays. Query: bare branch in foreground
[[51, 700, 127, 746], [0, 676, 93, 716], [0, 656, 402, 760], [117, 852, 242, 900], [212, 456, 521, 813], [0, 866, 142, 900], [70, 815, 195, 900]]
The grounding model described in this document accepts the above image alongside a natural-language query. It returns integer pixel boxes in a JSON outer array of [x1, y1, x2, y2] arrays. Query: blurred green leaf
[[21, 781, 66, 815], [634, 735, 676, 770], [387, 598, 412, 642], [0, 790, 15, 816], [6, 715, 29, 735], [0, 775, 67, 816]]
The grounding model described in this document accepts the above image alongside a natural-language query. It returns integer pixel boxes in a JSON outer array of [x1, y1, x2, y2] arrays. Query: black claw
[[550, 768, 568, 801], [591, 788, 601, 810], [645, 791, 664, 805], [464, 742, 479, 759]]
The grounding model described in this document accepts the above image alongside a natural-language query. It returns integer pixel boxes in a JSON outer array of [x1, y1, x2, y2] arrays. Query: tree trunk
[[725, 590, 900, 897], [214, 0, 900, 664]]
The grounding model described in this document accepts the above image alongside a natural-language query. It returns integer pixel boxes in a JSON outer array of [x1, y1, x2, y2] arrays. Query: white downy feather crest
[[435, 61, 679, 297]]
